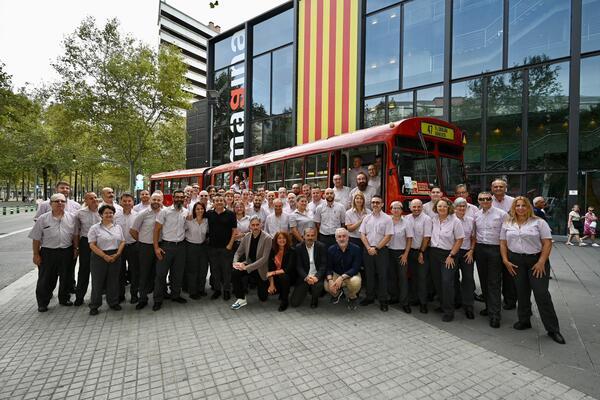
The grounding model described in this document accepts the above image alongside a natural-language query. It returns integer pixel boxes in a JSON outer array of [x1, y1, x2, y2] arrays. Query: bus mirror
[[392, 147, 402, 165]]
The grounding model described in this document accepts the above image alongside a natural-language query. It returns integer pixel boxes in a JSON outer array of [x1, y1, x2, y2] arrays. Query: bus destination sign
[[421, 122, 455, 140]]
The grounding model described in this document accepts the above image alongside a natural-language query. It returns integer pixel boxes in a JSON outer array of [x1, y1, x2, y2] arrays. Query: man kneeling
[[325, 228, 362, 310], [230, 216, 272, 310]]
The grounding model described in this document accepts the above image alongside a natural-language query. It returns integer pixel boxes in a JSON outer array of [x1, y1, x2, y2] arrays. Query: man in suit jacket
[[230, 216, 273, 310], [290, 227, 327, 308]]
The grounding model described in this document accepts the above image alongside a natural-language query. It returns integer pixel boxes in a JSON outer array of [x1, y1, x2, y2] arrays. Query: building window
[[508, 0, 570, 67], [582, 0, 600, 53], [486, 71, 523, 171], [527, 62, 569, 170], [416, 86, 443, 117], [252, 8, 294, 56], [402, 0, 445, 89], [451, 79, 483, 173], [364, 7, 400, 96], [367, 0, 400, 14], [251, 54, 271, 120], [526, 173, 567, 233], [388, 92, 414, 121], [580, 56, 600, 171], [364, 96, 386, 128], [271, 45, 293, 115], [452, 0, 503, 79]]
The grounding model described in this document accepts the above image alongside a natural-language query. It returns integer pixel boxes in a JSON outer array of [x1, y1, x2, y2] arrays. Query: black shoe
[[490, 318, 500, 328], [480, 308, 489, 316], [380, 303, 389, 312], [454, 303, 462, 310], [389, 298, 399, 305], [503, 303, 516, 310], [310, 299, 318, 308], [152, 302, 162, 311], [434, 306, 443, 313], [38, 306, 48, 312], [465, 307, 474, 320], [420, 304, 428, 314], [119, 296, 125, 304], [172, 297, 187, 304], [130, 295, 139, 304], [189, 294, 201, 300], [474, 293, 485, 303], [410, 301, 420, 306], [548, 331, 566, 344], [360, 298, 374, 306], [442, 314, 454, 322], [402, 305, 412, 314], [223, 291, 231, 301], [136, 301, 147, 310], [110, 304, 122, 311], [60, 300, 74, 306], [89, 308, 99, 316], [74, 298, 84, 307], [513, 321, 532, 330], [163, 292, 172, 300], [211, 291, 221, 300], [199, 291, 208, 297], [278, 303, 288, 312]]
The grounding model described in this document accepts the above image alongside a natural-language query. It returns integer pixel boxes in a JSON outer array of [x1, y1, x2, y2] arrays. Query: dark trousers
[[120, 243, 140, 299], [232, 269, 268, 300], [138, 243, 156, 303], [350, 237, 366, 292], [429, 247, 457, 316], [388, 249, 409, 305], [272, 273, 291, 304], [290, 279, 324, 307], [69, 255, 77, 293], [510, 252, 560, 333], [363, 247, 390, 303], [154, 241, 186, 302], [75, 237, 91, 301], [408, 248, 429, 305], [475, 244, 503, 319], [90, 250, 120, 309], [36, 247, 72, 307], [456, 249, 475, 307], [318, 234, 336, 250], [502, 263, 518, 307], [185, 241, 209, 295], [208, 246, 233, 292]]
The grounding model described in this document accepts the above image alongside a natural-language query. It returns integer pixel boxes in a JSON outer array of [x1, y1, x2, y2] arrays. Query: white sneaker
[[579, 242, 587, 247], [592, 243, 600, 247], [566, 242, 574, 246], [230, 298, 247, 310]]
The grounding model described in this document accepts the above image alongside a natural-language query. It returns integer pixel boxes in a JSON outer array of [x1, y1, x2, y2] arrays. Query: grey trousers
[[475, 244, 503, 319], [364, 247, 390, 303], [388, 248, 409, 305], [408, 248, 429, 305], [208, 246, 234, 292], [185, 241, 209, 296], [90, 250, 120, 309], [154, 241, 186, 302]]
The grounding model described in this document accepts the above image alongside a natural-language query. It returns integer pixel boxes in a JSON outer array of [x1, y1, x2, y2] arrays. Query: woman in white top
[[566, 204, 586, 246], [289, 195, 315, 244], [453, 198, 476, 319], [345, 193, 371, 288], [387, 201, 412, 313], [500, 196, 564, 344], [185, 202, 209, 298], [429, 198, 464, 322], [225, 191, 235, 212], [233, 201, 250, 250], [88, 204, 125, 315]]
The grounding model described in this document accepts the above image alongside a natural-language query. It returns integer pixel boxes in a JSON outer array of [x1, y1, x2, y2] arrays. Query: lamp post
[[72, 155, 78, 202]]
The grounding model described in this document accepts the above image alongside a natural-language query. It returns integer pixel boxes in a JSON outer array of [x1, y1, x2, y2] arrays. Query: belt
[[319, 233, 335, 237], [161, 240, 185, 245], [509, 251, 541, 257], [478, 243, 500, 247]]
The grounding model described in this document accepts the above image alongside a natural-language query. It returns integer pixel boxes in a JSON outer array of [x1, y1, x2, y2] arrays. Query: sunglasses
[[52, 200, 66, 203], [478, 197, 492, 201]]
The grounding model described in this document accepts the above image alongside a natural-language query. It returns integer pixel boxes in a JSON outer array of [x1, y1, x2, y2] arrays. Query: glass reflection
[[214, 29, 246, 70], [388, 92, 413, 121], [363, 97, 386, 128], [271, 46, 293, 115], [527, 62, 569, 170], [582, 0, 600, 53], [402, 0, 444, 88], [452, 0, 503, 78], [416, 86, 443, 117], [526, 173, 567, 233], [580, 56, 600, 171], [451, 79, 483, 172], [486, 71, 523, 171], [212, 68, 231, 127], [253, 8, 294, 55], [508, 0, 570, 67], [365, 7, 400, 96], [367, 0, 400, 14], [252, 54, 270, 120]]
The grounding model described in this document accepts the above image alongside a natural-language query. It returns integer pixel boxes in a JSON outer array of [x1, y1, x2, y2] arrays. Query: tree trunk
[[21, 172, 25, 202], [74, 170, 78, 202], [129, 160, 135, 193], [42, 167, 48, 200]]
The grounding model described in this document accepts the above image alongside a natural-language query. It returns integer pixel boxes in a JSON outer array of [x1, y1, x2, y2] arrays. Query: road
[[0, 213, 36, 290]]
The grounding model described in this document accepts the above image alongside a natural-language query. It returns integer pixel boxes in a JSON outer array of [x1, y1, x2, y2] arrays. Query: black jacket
[[295, 241, 327, 280], [268, 247, 296, 276]]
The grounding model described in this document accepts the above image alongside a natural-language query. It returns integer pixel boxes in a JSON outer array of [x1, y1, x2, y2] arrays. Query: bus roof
[[210, 117, 461, 174], [150, 167, 210, 180]]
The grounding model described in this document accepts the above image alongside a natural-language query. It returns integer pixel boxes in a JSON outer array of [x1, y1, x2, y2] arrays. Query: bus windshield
[[397, 152, 438, 195], [440, 157, 464, 195]]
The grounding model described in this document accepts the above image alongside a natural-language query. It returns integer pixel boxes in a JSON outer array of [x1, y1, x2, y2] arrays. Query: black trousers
[[138, 243, 156, 303], [90, 250, 120, 309], [509, 252, 560, 333], [290, 280, 324, 307], [475, 244, 503, 319], [388, 249, 409, 305], [350, 237, 366, 292], [185, 241, 209, 296], [154, 241, 186, 302], [208, 246, 233, 292], [363, 247, 390, 303], [408, 248, 429, 305], [232, 269, 268, 301], [36, 247, 72, 307], [318, 234, 336, 250], [120, 243, 140, 299], [429, 247, 457, 316], [272, 273, 291, 304], [456, 249, 475, 307], [75, 237, 91, 301], [502, 262, 518, 307]]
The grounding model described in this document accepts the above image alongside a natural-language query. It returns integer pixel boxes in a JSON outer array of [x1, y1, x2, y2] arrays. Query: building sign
[[228, 30, 246, 162], [420, 122, 455, 140]]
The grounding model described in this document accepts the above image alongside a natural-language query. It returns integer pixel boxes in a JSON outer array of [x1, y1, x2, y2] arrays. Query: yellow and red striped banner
[[296, 0, 359, 145]]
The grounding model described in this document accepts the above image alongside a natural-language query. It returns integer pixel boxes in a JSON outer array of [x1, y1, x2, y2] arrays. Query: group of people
[[565, 204, 598, 246], [30, 171, 567, 344]]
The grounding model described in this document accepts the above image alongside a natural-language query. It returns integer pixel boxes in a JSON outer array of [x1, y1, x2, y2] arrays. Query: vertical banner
[[296, 0, 359, 145]]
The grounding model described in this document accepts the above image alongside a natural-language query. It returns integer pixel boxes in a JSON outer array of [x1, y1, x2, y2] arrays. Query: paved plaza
[[0, 219, 598, 399]]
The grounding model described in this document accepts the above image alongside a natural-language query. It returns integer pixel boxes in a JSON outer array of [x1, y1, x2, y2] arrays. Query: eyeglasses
[[478, 197, 492, 202], [52, 200, 66, 203], [371, 201, 382, 204]]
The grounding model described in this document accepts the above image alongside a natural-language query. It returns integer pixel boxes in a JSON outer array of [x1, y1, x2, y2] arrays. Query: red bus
[[150, 168, 210, 206], [150, 117, 466, 208]]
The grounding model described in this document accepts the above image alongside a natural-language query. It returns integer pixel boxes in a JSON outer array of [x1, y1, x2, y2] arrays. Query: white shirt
[[131, 208, 161, 245], [430, 215, 465, 251], [388, 216, 413, 250], [405, 212, 433, 250], [88, 223, 124, 251], [466, 203, 479, 219], [75, 208, 101, 238], [500, 218, 552, 254], [422, 201, 438, 219], [332, 186, 352, 209], [349, 185, 377, 210], [368, 176, 381, 194], [264, 212, 290, 235], [133, 202, 150, 212], [308, 199, 326, 214], [99, 201, 123, 214], [289, 209, 316, 236], [492, 194, 514, 213], [34, 199, 81, 220], [474, 206, 507, 245], [283, 203, 296, 214], [156, 206, 188, 242], [185, 218, 209, 244], [29, 212, 76, 249], [247, 206, 269, 224], [314, 201, 346, 235], [262, 203, 275, 216], [236, 215, 251, 237], [345, 208, 371, 239], [306, 243, 317, 276], [359, 211, 394, 246], [115, 209, 138, 245], [457, 215, 475, 250]]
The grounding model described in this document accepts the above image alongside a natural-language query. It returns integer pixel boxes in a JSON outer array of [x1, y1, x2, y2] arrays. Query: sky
[[0, 0, 288, 89]]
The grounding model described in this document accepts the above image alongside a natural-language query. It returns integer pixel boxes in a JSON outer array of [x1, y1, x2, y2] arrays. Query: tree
[[53, 17, 192, 192]]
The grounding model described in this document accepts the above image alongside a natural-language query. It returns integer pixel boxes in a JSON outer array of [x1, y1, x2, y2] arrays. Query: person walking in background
[[582, 206, 598, 247], [566, 205, 586, 246]]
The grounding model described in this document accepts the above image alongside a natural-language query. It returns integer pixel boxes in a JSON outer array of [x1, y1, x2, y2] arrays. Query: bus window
[[440, 157, 463, 196], [344, 145, 383, 189], [267, 162, 283, 191], [284, 158, 303, 188], [223, 172, 230, 189], [305, 153, 329, 189], [397, 152, 438, 195], [253, 165, 267, 190]]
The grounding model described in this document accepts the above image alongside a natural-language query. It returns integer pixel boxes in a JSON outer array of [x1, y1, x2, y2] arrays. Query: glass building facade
[[208, 0, 600, 233]]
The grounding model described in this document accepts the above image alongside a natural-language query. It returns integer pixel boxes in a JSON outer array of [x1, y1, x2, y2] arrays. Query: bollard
[[16, 207, 20, 214], [10, 209, 14, 214], [2, 207, 5, 215]]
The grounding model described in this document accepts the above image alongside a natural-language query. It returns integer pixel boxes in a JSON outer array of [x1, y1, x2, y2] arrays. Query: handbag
[[591, 221, 597, 229]]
